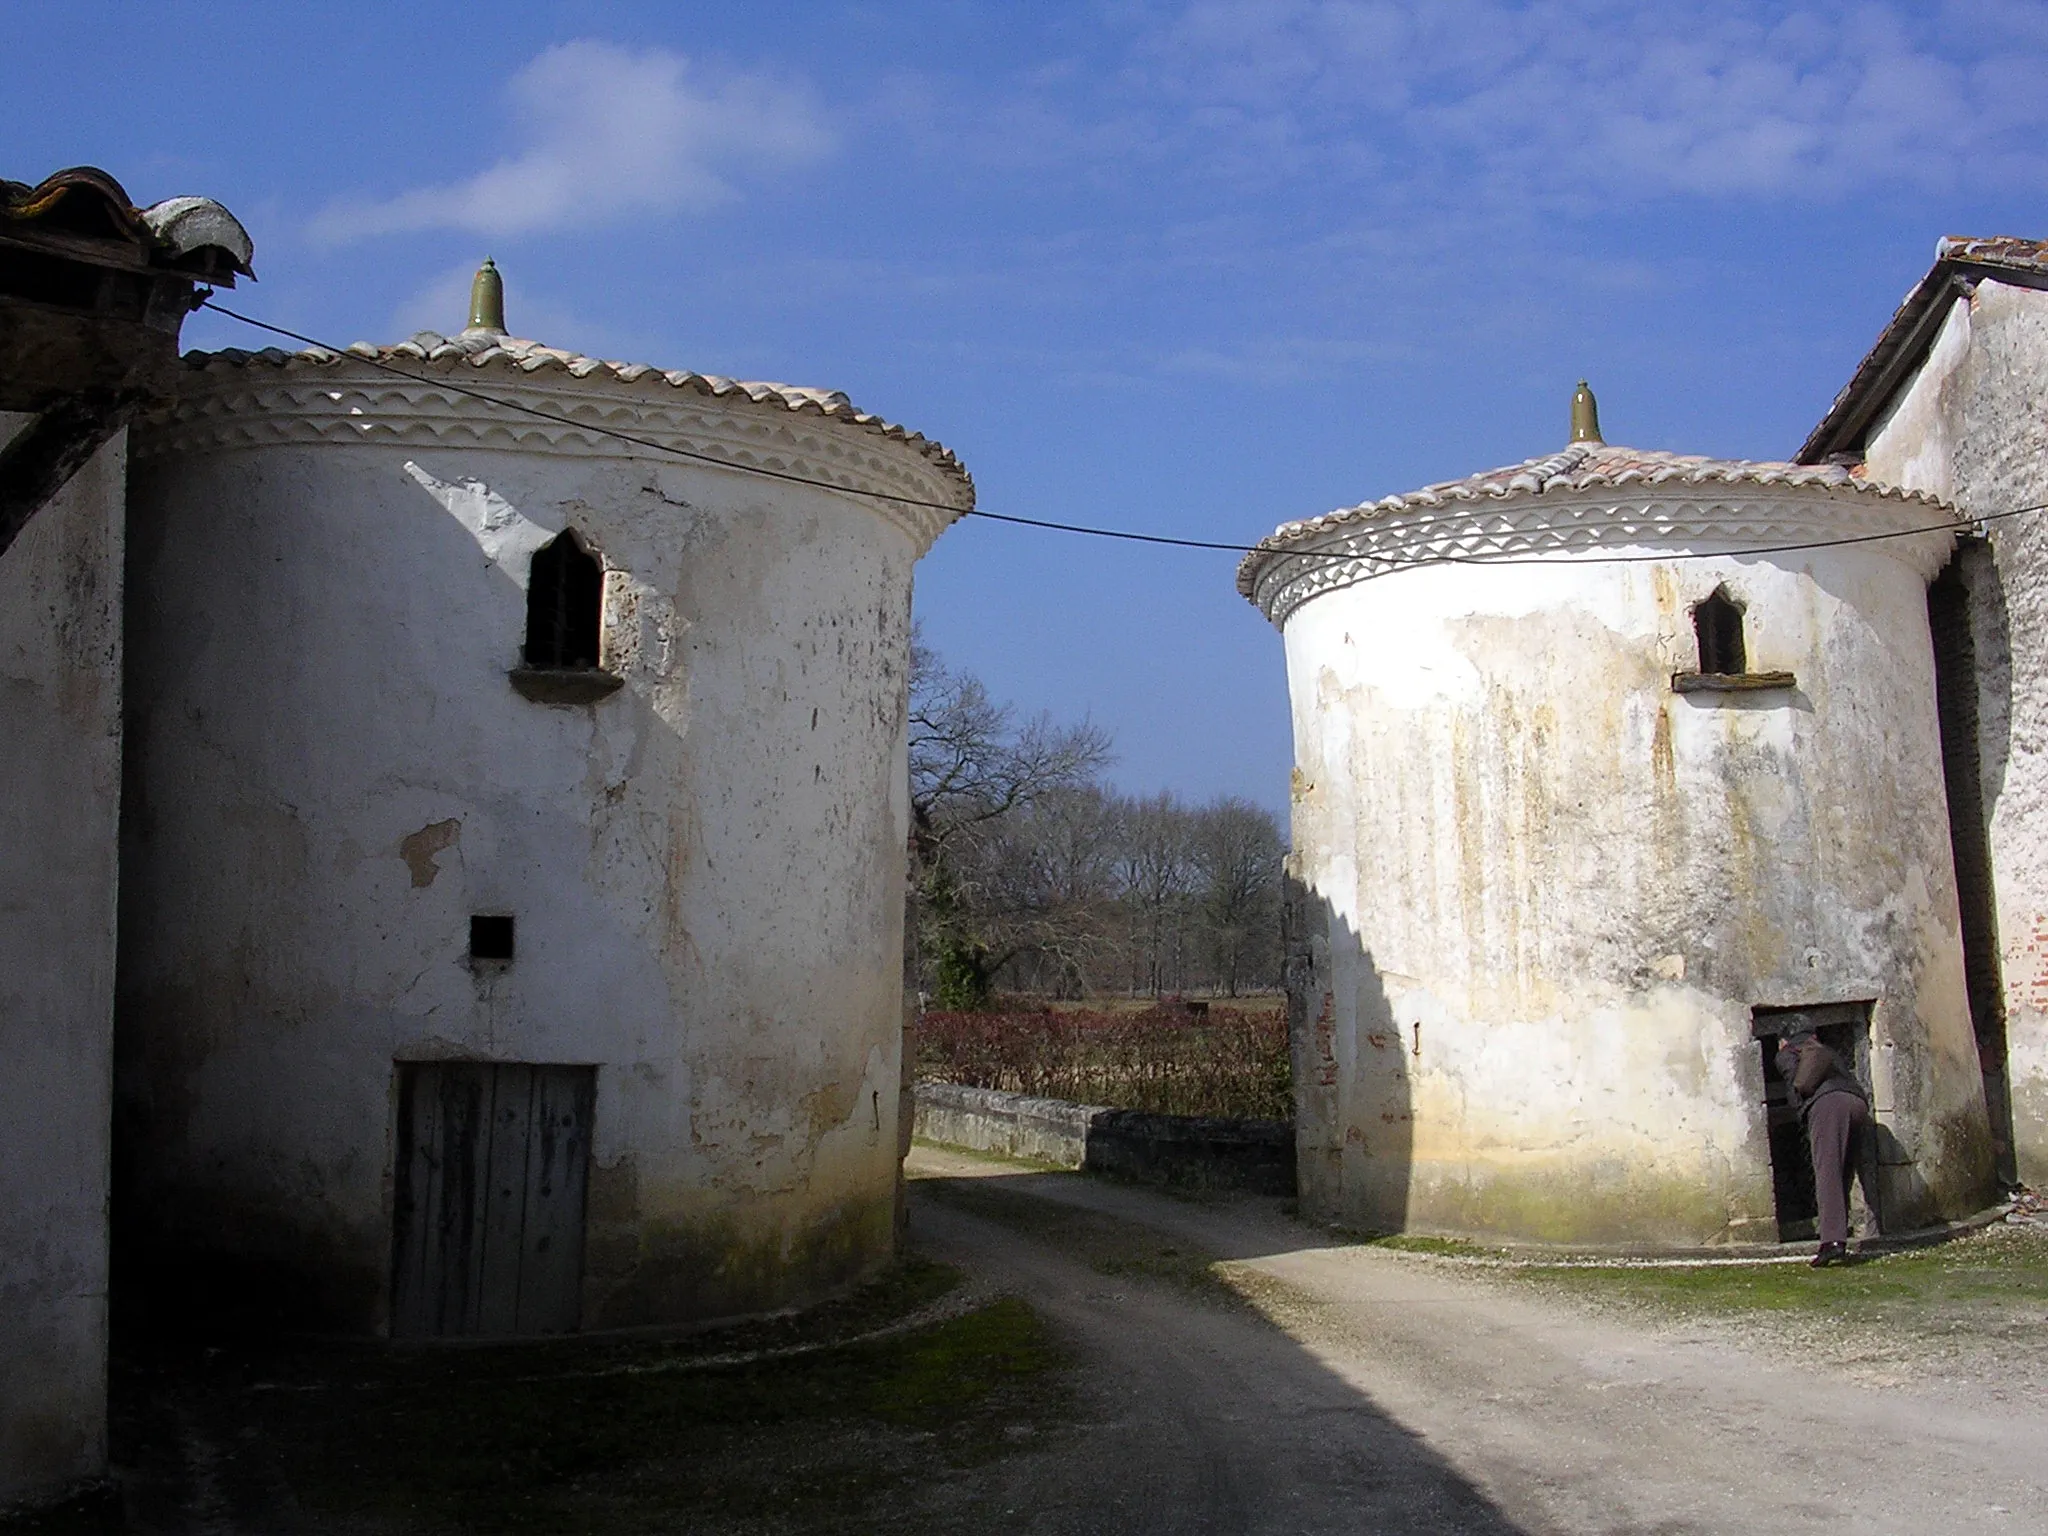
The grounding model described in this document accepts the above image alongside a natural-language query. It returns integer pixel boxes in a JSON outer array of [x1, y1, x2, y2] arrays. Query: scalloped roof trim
[[181, 328, 973, 503], [1237, 441, 1952, 595]]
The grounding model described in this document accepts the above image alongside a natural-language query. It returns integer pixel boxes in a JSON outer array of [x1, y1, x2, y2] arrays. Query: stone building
[[1, 168, 250, 1508], [116, 264, 970, 1338], [1241, 387, 1998, 1246], [1797, 236, 2048, 1192]]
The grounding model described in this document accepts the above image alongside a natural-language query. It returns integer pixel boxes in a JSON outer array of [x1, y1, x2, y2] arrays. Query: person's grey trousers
[[1808, 1090, 1869, 1246]]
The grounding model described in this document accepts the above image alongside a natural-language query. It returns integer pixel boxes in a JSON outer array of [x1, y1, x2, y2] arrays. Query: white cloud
[[1129, 0, 2048, 204], [311, 40, 830, 242]]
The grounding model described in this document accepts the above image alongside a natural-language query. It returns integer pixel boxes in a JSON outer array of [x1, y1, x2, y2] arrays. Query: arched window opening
[[1693, 587, 1746, 676], [523, 530, 602, 671]]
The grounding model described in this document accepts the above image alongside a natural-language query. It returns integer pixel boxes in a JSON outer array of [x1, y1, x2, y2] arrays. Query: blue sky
[[13, 2, 2048, 813]]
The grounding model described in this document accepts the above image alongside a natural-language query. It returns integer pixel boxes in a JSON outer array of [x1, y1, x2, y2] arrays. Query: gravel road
[[906, 1145, 2046, 1535]]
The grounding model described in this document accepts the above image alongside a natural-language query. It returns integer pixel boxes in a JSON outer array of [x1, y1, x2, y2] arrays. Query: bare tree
[[907, 633, 1112, 1007], [1116, 791, 1194, 997], [959, 785, 1124, 998], [905, 635, 1287, 1006], [1189, 796, 1285, 997]]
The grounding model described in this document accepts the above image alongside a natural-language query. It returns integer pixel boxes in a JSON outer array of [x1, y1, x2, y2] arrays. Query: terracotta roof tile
[[1238, 441, 1948, 598], [185, 327, 972, 501], [1798, 234, 2048, 464]]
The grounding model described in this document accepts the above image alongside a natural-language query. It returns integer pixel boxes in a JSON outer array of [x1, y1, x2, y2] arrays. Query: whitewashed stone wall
[[1863, 277, 2048, 1187], [1273, 519, 1994, 1243], [121, 361, 963, 1331], [0, 418, 122, 1503]]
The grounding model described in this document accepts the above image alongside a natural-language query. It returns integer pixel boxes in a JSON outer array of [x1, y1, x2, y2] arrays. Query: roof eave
[[176, 340, 975, 507], [1798, 240, 2048, 465]]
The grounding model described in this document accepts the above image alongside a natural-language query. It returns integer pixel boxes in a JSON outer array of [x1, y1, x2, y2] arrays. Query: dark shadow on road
[[909, 1158, 1529, 1535]]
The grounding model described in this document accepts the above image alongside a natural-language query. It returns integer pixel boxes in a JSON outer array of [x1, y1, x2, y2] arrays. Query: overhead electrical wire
[[196, 298, 2045, 577]]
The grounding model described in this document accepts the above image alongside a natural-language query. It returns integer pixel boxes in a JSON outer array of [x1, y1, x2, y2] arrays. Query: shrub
[[915, 1003, 1291, 1121]]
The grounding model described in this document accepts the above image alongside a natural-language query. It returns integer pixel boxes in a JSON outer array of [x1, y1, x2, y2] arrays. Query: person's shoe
[[1810, 1241, 1848, 1268]]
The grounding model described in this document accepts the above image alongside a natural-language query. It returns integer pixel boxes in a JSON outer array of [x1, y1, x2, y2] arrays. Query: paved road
[[907, 1146, 2045, 1536]]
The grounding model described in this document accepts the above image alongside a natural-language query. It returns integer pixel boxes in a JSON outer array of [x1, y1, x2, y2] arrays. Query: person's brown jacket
[[1774, 1038, 1867, 1121]]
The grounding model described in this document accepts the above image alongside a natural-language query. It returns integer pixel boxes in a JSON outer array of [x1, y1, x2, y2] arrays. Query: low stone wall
[[912, 1083, 1103, 1167], [913, 1082, 1296, 1196]]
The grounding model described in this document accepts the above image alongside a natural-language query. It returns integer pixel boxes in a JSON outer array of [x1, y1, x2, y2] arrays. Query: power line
[[199, 300, 978, 518], [962, 507, 1264, 553], [196, 298, 2042, 576]]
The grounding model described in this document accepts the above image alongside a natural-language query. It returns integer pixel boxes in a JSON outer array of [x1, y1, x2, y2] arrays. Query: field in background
[[916, 1000, 1291, 1120]]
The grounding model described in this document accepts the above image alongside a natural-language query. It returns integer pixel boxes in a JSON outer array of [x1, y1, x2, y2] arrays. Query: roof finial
[[468, 256, 505, 334], [1570, 379, 1602, 445]]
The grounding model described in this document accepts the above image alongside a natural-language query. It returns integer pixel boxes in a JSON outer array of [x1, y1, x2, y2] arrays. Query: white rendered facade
[[120, 326, 968, 1332], [1837, 270, 2048, 1188], [1245, 445, 1998, 1244]]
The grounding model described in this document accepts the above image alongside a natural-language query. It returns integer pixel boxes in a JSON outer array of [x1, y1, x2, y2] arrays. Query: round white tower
[[120, 267, 971, 1333], [1240, 388, 1997, 1246]]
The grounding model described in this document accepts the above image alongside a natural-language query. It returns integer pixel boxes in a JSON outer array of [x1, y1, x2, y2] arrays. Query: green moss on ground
[[1361, 1233, 1507, 1258], [1505, 1225, 2048, 1321], [279, 1293, 1059, 1531], [4, 1258, 1071, 1536]]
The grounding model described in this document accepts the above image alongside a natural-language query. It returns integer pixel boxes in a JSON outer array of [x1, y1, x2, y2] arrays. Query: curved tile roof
[[2, 165, 253, 279], [183, 326, 973, 504], [1237, 440, 1948, 597]]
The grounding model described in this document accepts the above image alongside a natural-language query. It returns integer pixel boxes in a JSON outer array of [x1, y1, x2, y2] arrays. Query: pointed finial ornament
[[468, 257, 505, 333], [1570, 379, 1602, 445]]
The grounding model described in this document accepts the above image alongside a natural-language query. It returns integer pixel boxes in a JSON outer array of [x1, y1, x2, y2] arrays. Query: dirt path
[[907, 1146, 2047, 1535]]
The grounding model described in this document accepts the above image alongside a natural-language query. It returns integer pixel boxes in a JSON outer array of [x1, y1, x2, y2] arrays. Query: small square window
[[470, 914, 515, 962]]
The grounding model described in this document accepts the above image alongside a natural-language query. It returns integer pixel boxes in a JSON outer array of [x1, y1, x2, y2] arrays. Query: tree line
[[908, 635, 1285, 1007]]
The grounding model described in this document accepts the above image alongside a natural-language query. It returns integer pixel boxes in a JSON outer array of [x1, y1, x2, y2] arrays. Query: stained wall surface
[[119, 360, 960, 1332], [0, 417, 122, 1504], [1862, 278, 2048, 1187], [1280, 541, 1995, 1243]]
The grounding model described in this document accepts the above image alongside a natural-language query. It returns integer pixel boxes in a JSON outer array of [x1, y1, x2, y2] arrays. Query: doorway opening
[[391, 1061, 595, 1338], [1751, 1002, 1875, 1242]]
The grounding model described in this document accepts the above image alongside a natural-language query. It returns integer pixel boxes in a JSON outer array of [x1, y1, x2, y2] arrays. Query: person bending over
[[1776, 1031, 1870, 1267]]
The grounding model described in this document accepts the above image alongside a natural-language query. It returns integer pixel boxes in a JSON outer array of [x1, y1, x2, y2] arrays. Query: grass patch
[[275, 1293, 1060, 1531], [1361, 1233, 1506, 1259], [1506, 1226, 2048, 1321], [9, 1259, 1071, 1536]]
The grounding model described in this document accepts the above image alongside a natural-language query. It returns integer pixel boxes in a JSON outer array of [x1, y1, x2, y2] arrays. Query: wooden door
[[391, 1061, 594, 1338]]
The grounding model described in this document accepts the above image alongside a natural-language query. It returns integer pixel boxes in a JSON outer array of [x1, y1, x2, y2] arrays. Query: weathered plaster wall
[[0, 416, 121, 1504], [120, 372, 954, 1332], [1864, 278, 2048, 1187], [1282, 543, 1992, 1244]]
